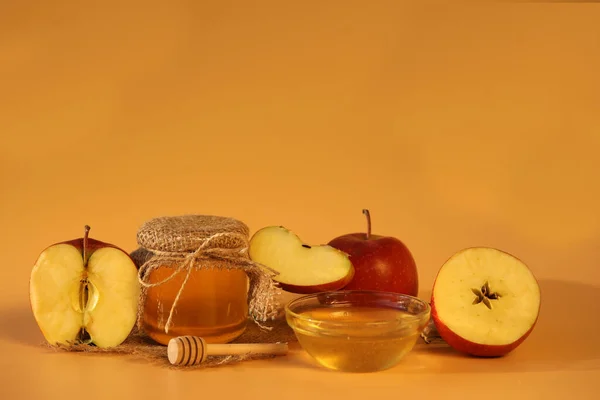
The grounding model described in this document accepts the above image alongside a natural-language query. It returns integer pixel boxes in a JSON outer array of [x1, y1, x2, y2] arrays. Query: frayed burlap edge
[[41, 317, 297, 369]]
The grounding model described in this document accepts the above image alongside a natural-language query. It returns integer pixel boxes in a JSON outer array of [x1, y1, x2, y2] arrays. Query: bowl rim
[[284, 289, 431, 329]]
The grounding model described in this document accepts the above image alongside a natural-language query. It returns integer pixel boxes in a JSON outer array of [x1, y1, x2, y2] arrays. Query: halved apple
[[29, 226, 141, 348], [248, 226, 354, 294], [431, 247, 541, 357]]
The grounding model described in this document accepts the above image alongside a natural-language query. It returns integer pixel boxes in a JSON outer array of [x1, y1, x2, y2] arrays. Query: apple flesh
[[248, 226, 354, 294], [29, 226, 141, 348], [327, 209, 418, 296], [431, 247, 541, 357]]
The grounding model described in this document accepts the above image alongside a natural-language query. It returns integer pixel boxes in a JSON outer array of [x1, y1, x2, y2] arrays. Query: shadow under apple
[[408, 278, 600, 373]]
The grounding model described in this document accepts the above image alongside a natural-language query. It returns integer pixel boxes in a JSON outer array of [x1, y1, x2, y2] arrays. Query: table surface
[[1, 1, 599, 399]]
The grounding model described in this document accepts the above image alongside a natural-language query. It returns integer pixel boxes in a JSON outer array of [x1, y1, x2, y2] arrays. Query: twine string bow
[[136, 232, 279, 334]]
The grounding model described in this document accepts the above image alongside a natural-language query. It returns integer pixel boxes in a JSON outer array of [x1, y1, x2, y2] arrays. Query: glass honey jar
[[132, 215, 254, 346], [141, 265, 249, 345]]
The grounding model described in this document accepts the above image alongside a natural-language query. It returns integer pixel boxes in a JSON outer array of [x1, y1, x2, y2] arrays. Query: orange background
[[1, 1, 599, 398]]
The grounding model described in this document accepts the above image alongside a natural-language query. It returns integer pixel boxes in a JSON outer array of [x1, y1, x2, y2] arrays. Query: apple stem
[[362, 209, 371, 240], [83, 225, 91, 269]]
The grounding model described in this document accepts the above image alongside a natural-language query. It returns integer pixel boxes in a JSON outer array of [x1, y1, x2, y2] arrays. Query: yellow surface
[[1, 1, 599, 398]]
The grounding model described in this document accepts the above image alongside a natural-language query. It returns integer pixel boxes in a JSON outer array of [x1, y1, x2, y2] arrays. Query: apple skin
[[60, 237, 122, 256], [431, 296, 539, 357], [327, 232, 418, 296], [277, 269, 355, 294]]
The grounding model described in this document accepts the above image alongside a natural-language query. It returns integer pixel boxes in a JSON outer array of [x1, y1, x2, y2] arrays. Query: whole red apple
[[327, 209, 419, 296]]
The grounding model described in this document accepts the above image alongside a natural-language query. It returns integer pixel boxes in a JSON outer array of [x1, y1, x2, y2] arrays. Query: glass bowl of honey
[[285, 290, 431, 373]]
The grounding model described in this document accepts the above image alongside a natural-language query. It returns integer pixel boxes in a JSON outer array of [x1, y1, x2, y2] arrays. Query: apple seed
[[471, 281, 501, 309], [79, 279, 90, 311]]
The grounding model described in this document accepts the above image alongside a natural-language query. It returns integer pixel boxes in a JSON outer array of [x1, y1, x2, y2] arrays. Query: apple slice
[[431, 247, 541, 357], [248, 226, 354, 294], [30, 226, 141, 348]]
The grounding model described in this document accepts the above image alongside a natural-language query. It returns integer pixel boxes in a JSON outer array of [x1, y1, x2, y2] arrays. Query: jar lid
[[136, 214, 250, 253]]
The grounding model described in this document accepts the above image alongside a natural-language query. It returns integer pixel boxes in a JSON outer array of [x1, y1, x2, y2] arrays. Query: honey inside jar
[[292, 306, 421, 372], [142, 265, 249, 345]]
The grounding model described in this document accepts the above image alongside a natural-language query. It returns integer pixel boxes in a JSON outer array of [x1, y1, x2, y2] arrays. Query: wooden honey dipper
[[167, 336, 289, 366]]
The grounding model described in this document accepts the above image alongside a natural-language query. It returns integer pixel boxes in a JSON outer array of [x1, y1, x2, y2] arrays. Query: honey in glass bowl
[[286, 290, 431, 373]]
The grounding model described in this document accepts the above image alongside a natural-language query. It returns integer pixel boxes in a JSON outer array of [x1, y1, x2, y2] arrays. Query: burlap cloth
[[44, 215, 298, 369]]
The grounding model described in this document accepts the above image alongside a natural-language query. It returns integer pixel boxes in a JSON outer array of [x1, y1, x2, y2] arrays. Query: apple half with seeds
[[248, 226, 354, 294], [431, 247, 541, 357], [29, 226, 141, 348]]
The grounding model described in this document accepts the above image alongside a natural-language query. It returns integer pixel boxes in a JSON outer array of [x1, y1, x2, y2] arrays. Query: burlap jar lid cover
[[134, 214, 281, 333]]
